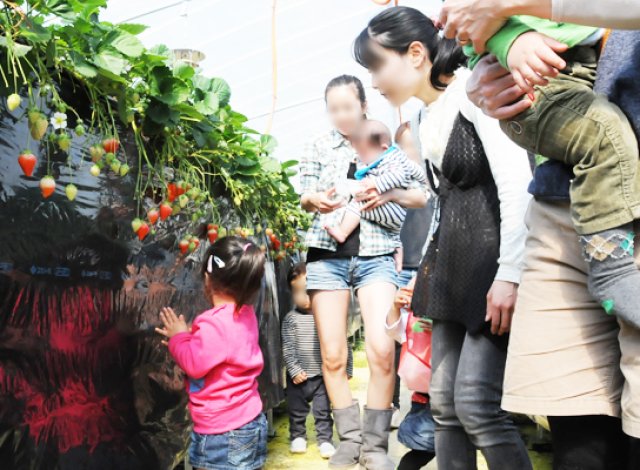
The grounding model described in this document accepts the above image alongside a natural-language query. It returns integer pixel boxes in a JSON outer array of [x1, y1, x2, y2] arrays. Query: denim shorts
[[397, 401, 436, 452], [189, 413, 267, 470], [306, 255, 398, 291]]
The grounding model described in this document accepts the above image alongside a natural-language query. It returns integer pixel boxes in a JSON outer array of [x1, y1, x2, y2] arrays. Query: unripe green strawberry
[[7, 93, 21, 112]]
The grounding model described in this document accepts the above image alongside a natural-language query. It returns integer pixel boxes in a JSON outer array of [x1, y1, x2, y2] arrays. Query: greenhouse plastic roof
[[102, 0, 441, 190]]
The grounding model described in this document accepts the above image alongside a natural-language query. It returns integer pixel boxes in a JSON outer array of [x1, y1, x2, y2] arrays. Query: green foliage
[[0, 0, 308, 249]]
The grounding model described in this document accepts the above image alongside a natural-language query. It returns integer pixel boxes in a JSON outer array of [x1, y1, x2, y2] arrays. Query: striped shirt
[[281, 308, 353, 379], [301, 130, 426, 256], [350, 145, 427, 233]]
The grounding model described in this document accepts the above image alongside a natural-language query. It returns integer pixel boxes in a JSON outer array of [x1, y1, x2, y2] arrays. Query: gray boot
[[329, 401, 362, 469], [359, 407, 395, 470]]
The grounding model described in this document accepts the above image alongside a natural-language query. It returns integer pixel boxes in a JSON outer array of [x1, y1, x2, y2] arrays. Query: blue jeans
[[306, 255, 398, 291], [397, 268, 417, 287], [430, 321, 532, 470], [398, 401, 436, 452], [189, 413, 267, 470]]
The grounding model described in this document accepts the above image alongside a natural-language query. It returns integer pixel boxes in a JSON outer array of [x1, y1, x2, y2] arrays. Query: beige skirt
[[502, 199, 640, 438]]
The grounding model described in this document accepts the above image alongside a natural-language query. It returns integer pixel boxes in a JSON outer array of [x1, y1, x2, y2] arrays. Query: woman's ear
[[408, 40, 429, 68], [362, 101, 369, 117]]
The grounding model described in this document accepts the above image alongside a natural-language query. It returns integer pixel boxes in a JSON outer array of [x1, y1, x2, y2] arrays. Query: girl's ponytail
[[354, 6, 467, 91]]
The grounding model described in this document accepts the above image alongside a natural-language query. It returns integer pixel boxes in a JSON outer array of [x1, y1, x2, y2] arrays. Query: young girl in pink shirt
[[156, 236, 267, 470]]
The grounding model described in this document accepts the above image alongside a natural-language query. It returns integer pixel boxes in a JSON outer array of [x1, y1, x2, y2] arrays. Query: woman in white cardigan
[[355, 7, 532, 470]]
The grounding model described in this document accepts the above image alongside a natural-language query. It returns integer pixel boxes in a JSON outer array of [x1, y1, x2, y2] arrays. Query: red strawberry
[[18, 150, 37, 177], [207, 228, 218, 244], [176, 181, 187, 196], [160, 203, 172, 221], [179, 239, 189, 254], [167, 183, 177, 202], [137, 222, 150, 241], [207, 223, 219, 231], [102, 137, 120, 154], [39, 176, 56, 199], [191, 237, 200, 249], [147, 208, 159, 225], [272, 239, 281, 251]]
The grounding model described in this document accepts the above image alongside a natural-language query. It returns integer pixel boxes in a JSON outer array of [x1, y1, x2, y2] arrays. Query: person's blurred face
[[352, 138, 386, 164], [367, 40, 432, 106], [326, 84, 367, 137], [396, 127, 420, 162], [291, 274, 311, 311]]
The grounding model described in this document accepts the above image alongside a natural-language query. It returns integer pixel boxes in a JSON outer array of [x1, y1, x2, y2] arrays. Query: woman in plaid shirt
[[300, 75, 427, 470]]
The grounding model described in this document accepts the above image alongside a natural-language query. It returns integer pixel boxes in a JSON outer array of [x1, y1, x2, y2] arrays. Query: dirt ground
[[265, 348, 553, 470]]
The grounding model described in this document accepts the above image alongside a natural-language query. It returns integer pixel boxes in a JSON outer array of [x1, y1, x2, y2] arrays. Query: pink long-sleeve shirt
[[168, 303, 264, 434]]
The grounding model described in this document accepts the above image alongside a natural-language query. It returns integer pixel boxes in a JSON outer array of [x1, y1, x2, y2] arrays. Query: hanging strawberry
[[74, 122, 86, 136], [18, 150, 37, 177], [7, 93, 21, 112], [57, 133, 71, 152], [176, 181, 187, 196], [110, 160, 121, 174], [159, 203, 172, 221], [207, 228, 218, 244], [28, 110, 48, 141], [40, 176, 56, 199], [190, 236, 200, 250], [131, 218, 143, 233], [65, 184, 78, 201], [102, 138, 120, 154], [90, 164, 101, 177], [147, 208, 159, 225], [178, 194, 189, 208], [179, 239, 190, 254], [89, 145, 104, 162], [119, 164, 130, 176], [104, 152, 116, 165], [137, 222, 150, 241], [167, 183, 178, 202]]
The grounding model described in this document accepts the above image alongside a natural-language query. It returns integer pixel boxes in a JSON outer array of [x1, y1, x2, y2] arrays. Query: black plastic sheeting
[[0, 82, 287, 469]]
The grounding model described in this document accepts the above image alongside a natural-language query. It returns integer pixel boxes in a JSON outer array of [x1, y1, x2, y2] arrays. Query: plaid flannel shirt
[[300, 129, 404, 257]]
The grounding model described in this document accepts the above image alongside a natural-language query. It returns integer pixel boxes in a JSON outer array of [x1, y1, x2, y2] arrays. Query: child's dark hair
[[201, 236, 266, 310], [287, 262, 307, 286], [353, 6, 467, 90], [325, 74, 367, 107]]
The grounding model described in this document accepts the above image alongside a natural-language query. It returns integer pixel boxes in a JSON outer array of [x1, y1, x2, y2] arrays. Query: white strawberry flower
[[50, 112, 68, 130]]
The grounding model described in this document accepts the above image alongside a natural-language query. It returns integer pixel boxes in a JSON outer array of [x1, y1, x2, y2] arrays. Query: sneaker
[[290, 437, 307, 454], [390, 406, 402, 429], [319, 441, 336, 459]]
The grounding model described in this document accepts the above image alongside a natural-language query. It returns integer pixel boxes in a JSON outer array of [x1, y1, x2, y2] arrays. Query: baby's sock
[[581, 224, 640, 328]]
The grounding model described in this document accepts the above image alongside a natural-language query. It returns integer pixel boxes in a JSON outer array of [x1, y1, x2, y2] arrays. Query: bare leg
[[311, 289, 353, 408], [326, 210, 361, 244], [358, 282, 397, 409]]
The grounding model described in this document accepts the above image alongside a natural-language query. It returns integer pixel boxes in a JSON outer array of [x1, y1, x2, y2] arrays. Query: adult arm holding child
[[440, 0, 640, 54]]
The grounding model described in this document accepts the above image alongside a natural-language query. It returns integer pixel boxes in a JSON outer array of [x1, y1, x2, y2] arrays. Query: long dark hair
[[201, 236, 266, 311], [354, 6, 466, 90], [324, 74, 367, 107]]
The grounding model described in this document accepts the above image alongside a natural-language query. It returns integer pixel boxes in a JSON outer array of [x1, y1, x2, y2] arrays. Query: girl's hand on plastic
[[156, 307, 189, 345], [507, 31, 567, 94]]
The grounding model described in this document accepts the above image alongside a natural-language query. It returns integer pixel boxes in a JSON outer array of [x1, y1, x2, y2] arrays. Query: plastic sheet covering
[[0, 82, 284, 469]]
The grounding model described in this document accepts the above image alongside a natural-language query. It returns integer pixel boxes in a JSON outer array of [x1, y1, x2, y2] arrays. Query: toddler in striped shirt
[[325, 120, 427, 247]]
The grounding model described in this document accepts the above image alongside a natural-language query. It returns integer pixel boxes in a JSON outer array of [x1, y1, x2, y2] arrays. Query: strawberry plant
[[0, 0, 308, 255]]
